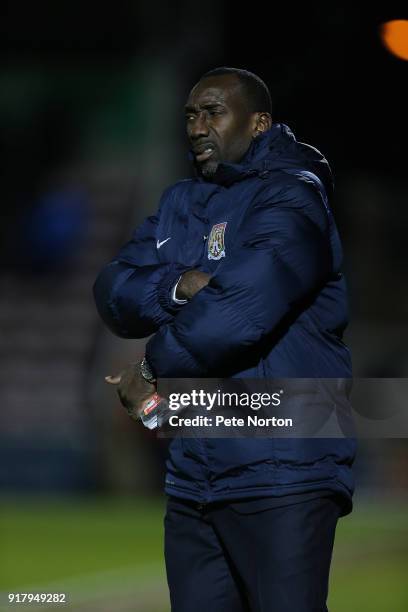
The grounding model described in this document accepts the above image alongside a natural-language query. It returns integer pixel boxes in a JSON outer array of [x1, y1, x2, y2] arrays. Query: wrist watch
[[140, 357, 156, 384]]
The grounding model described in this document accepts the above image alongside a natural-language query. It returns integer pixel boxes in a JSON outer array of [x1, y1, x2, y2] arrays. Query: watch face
[[141, 358, 155, 382]]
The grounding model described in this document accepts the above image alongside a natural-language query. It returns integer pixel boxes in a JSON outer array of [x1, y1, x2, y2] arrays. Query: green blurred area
[[0, 63, 150, 161], [329, 503, 408, 611], [0, 497, 407, 611]]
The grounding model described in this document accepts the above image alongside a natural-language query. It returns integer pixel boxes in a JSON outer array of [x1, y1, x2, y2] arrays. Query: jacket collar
[[188, 122, 333, 197]]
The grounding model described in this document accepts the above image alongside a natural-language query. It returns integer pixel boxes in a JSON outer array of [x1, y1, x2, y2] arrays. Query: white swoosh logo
[[157, 237, 171, 249]]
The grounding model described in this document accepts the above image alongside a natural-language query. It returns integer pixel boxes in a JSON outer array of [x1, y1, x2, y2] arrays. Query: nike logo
[[156, 237, 171, 249]]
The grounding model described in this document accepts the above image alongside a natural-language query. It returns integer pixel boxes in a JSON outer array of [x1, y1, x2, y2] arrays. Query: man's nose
[[189, 113, 209, 139]]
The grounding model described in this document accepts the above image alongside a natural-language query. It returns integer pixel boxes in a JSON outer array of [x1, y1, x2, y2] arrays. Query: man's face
[[185, 74, 258, 178]]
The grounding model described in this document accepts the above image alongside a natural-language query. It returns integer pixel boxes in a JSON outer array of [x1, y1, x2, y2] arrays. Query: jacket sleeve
[[93, 187, 191, 339], [145, 182, 333, 376]]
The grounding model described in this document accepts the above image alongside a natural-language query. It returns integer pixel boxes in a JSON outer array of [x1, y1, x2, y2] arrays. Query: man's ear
[[253, 112, 272, 136]]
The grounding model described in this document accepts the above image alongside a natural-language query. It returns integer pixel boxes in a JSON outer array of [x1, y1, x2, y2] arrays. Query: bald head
[[200, 67, 272, 114]]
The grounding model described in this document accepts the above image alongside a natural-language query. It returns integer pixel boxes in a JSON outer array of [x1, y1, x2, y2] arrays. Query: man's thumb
[[105, 374, 122, 384]]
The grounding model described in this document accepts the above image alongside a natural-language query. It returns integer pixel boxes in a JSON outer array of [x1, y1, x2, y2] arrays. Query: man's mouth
[[193, 144, 216, 163]]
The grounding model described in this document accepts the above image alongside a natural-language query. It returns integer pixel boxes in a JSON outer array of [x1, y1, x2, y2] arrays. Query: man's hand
[[105, 361, 156, 420], [176, 270, 211, 301]]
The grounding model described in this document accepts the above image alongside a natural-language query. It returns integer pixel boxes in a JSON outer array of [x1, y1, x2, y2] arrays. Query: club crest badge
[[208, 222, 227, 261]]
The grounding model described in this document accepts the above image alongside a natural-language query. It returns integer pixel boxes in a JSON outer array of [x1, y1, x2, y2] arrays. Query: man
[[93, 67, 356, 612]]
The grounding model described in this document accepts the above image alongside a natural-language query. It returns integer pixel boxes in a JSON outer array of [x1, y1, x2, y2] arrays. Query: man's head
[[185, 67, 272, 178]]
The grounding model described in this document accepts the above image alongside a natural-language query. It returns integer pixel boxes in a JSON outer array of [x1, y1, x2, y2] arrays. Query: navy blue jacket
[[93, 124, 355, 510]]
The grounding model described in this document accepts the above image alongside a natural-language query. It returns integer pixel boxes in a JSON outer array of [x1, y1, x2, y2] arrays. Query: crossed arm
[[96, 181, 331, 418], [104, 268, 210, 418]]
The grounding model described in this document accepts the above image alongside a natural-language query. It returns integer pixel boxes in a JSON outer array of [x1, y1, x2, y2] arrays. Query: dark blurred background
[[0, 2, 407, 610]]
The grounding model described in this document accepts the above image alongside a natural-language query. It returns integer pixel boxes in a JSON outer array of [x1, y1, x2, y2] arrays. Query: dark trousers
[[164, 494, 342, 612]]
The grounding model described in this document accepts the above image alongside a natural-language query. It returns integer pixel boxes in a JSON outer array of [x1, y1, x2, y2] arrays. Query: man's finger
[[105, 374, 122, 384]]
